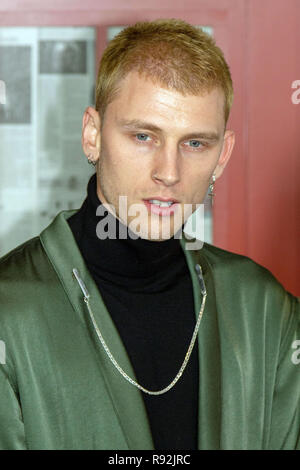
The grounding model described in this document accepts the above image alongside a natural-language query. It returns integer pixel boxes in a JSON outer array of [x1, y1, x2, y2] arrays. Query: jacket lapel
[[40, 210, 154, 450], [180, 236, 222, 450]]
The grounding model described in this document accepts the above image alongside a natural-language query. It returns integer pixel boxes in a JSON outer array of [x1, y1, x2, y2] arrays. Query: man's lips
[[143, 198, 180, 216], [143, 197, 179, 203]]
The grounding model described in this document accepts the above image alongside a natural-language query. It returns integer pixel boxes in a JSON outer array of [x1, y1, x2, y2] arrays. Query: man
[[0, 19, 299, 450]]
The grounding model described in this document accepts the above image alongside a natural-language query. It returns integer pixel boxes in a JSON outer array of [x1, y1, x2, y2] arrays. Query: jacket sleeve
[[0, 365, 27, 450], [268, 293, 300, 450]]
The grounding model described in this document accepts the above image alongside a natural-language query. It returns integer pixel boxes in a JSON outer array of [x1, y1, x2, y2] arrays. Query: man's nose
[[151, 146, 181, 187]]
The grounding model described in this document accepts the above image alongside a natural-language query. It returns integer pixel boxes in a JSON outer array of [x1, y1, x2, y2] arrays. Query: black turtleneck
[[68, 174, 198, 450]]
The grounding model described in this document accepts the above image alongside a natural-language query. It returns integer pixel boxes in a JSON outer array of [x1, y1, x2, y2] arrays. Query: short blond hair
[[95, 18, 233, 126]]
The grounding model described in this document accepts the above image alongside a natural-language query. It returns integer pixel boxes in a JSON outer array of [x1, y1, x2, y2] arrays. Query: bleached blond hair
[[95, 18, 233, 126]]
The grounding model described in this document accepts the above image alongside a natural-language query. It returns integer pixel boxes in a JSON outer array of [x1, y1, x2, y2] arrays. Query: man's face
[[88, 71, 235, 240]]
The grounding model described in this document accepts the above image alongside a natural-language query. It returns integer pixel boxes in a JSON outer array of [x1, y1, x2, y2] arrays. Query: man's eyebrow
[[117, 118, 221, 142]]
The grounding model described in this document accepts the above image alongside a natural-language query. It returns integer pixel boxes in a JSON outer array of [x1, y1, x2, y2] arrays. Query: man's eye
[[136, 133, 150, 142], [188, 140, 202, 148]]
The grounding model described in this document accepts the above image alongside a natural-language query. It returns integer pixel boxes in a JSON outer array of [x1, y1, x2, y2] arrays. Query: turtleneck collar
[[68, 173, 187, 293]]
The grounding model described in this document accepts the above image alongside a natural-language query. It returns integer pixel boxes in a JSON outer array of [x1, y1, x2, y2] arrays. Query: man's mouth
[[143, 198, 179, 216], [148, 199, 174, 207]]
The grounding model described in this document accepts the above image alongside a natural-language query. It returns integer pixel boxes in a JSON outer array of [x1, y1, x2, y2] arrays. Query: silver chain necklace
[[73, 263, 207, 396]]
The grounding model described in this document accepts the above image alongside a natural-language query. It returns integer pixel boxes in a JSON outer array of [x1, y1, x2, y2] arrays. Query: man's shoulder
[[0, 235, 49, 280], [201, 240, 259, 265], [0, 233, 53, 289], [200, 242, 298, 302], [0, 228, 63, 326], [201, 243, 299, 345], [0, 210, 76, 281], [202, 242, 278, 281]]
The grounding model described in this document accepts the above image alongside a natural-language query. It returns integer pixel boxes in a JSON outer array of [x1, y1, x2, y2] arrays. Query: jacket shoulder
[[201, 242, 282, 287], [0, 236, 53, 281], [201, 242, 299, 347], [0, 236, 59, 326]]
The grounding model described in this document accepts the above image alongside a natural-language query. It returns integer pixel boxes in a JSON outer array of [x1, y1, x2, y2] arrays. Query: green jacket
[[0, 210, 299, 450]]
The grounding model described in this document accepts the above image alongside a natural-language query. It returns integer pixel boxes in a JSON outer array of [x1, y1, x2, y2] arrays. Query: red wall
[[215, 0, 300, 297], [0, 0, 299, 295], [244, 0, 300, 296]]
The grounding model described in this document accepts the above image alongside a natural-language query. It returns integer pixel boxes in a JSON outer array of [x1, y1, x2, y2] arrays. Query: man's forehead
[[108, 71, 226, 129]]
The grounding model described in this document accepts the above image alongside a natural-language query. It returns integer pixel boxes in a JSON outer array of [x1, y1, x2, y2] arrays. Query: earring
[[87, 153, 96, 166], [208, 173, 216, 204]]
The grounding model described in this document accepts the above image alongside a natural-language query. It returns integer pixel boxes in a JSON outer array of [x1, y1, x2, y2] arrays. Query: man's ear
[[214, 129, 235, 179], [81, 106, 101, 165]]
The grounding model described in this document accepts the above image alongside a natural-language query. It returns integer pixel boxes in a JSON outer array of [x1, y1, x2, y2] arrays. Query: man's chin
[[138, 232, 174, 242]]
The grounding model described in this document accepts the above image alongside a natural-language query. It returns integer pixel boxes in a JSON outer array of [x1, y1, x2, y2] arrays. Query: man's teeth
[[149, 199, 174, 207]]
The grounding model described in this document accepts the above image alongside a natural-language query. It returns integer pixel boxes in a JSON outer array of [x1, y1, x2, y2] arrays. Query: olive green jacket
[[0, 211, 299, 450]]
